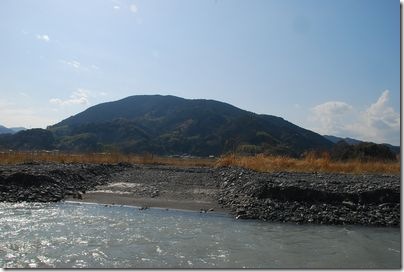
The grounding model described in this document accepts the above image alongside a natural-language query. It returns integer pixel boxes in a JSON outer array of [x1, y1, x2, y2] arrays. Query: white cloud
[[308, 90, 400, 145], [309, 101, 353, 135], [312, 101, 353, 115], [49, 89, 90, 106], [113, 5, 121, 10], [344, 90, 400, 144], [36, 34, 50, 42], [60, 60, 100, 71], [49, 89, 111, 109], [129, 4, 138, 13], [60, 59, 81, 69], [364, 90, 399, 130]]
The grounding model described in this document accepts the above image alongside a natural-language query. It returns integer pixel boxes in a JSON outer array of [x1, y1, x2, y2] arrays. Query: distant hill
[[10, 127, 27, 133], [380, 143, 400, 156], [0, 125, 27, 135], [324, 135, 400, 155], [0, 129, 55, 151], [324, 135, 362, 145], [43, 95, 334, 156], [0, 125, 13, 134]]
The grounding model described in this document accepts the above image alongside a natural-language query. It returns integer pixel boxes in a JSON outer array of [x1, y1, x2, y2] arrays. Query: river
[[0, 202, 400, 268]]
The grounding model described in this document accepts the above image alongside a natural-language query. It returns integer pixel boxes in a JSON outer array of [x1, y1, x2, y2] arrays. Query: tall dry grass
[[0, 151, 399, 174], [215, 153, 400, 175]]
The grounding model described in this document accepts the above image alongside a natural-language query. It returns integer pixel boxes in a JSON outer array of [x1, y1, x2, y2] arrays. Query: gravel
[[0, 163, 400, 227], [216, 167, 400, 227]]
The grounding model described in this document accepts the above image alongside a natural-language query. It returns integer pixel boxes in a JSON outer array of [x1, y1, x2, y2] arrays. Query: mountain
[[0, 129, 55, 151], [0, 125, 27, 135], [0, 125, 13, 134], [324, 135, 362, 145], [10, 127, 27, 133], [324, 135, 400, 155], [382, 143, 400, 155], [45, 95, 333, 156]]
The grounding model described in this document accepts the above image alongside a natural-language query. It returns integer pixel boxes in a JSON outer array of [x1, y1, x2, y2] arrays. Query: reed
[[215, 153, 400, 175]]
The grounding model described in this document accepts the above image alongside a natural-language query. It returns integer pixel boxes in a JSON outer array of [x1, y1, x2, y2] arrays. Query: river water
[[0, 202, 400, 268]]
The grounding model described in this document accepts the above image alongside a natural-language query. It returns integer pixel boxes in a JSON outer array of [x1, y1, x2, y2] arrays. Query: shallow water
[[0, 202, 400, 268]]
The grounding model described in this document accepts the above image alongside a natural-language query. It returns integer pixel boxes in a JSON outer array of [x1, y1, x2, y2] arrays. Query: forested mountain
[[1, 95, 334, 156], [46, 95, 333, 156]]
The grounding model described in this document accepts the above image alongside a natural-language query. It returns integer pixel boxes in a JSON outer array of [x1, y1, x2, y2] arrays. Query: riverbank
[[216, 167, 400, 226], [0, 163, 400, 226]]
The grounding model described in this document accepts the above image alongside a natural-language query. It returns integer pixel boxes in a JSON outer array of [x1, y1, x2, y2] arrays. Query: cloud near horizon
[[0, 99, 55, 129], [49, 89, 109, 108], [308, 90, 400, 145], [50, 89, 90, 106]]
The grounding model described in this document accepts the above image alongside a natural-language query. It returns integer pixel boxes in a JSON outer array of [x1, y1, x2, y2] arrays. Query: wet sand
[[66, 191, 225, 212], [65, 164, 225, 212]]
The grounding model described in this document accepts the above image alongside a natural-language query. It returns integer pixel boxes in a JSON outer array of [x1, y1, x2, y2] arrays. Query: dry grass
[[0, 151, 215, 168], [215, 153, 400, 175], [0, 151, 399, 174]]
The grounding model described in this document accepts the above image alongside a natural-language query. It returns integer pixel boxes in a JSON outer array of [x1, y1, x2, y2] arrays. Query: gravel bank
[[0, 163, 130, 202], [0, 163, 400, 226], [216, 167, 400, 227]]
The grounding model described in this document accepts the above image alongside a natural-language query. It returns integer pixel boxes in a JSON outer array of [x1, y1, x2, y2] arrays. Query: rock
[[378, 203, 390, 208], [236, 208, 246, 213], [342, 201, 356, 209]]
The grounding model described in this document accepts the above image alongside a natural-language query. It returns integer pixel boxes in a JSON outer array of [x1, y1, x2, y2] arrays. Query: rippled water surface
[[0, 202, 400, 268]]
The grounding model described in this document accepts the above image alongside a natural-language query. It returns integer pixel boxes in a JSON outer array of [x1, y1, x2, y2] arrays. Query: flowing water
[[0, 202, 400, 268]]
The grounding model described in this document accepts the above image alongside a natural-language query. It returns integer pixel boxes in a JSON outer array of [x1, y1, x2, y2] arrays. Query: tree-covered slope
[[46, 95, 333, 156]]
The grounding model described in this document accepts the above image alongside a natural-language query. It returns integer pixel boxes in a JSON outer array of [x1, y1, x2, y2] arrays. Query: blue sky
[[0, 0, 400, 145]]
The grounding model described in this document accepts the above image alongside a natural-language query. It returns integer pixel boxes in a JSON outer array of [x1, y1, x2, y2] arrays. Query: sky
[[0, 0, 400, 145]]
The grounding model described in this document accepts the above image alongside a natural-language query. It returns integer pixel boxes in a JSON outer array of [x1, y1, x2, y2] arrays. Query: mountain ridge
[[0, 95, 397, 161], [0, 125, 26, 134], [324, 135, 400, 155], [0, 125, 13, 134], [45, 94, 333, 156]]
